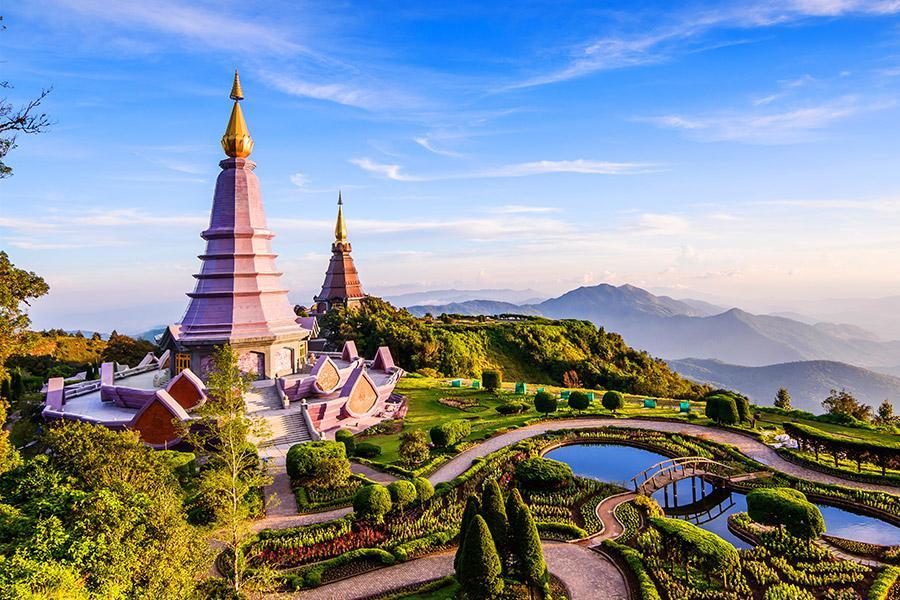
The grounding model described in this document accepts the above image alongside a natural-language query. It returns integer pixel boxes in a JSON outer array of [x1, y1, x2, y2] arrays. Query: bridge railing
[[630, 456, 741, 494]]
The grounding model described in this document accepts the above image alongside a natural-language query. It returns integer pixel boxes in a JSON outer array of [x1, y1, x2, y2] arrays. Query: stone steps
[[259, 410, 312, 447]]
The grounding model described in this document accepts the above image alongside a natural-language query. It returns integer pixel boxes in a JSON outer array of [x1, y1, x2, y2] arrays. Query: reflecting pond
[[544, 443, 900, 549]]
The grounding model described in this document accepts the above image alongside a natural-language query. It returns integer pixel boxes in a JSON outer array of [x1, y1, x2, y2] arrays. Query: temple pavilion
[[41, 72, 403, 448]]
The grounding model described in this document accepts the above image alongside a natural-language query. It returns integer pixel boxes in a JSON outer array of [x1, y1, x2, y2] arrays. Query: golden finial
[[221, 70, 253, 158], [335, 191, 348, 242]]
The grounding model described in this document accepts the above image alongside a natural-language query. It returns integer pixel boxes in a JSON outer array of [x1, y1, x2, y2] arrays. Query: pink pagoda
[[160, 71, 309, 379]]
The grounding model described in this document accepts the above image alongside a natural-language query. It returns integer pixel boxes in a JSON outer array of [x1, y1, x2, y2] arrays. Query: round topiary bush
[[515, 457, 573, 490], [334, 429, 355, 455], [412, 477, 434, 504], [353, 484, 392, 523], [533, 391, 558, 416], [496, 401, 528, 415], [746, 487, 825, 540], [602, 390, 625, 413], [482, 370, 502, 391], [387, 480, 417, 511], [568, 390, 590, 412], [353, 442, 382, 458], [286, 441, 347, 483], [429, 419, 471, 448]]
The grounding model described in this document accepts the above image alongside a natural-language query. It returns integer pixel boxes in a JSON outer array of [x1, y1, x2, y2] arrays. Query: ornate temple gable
[[313, 193, 366, 314], [311, 355, 342, 393], [341, 340, 359, 362], [341, 367, 379, 417], [371, 346, 396, 372], [165, 369, 206, 411], [129, 390, 190, 448]]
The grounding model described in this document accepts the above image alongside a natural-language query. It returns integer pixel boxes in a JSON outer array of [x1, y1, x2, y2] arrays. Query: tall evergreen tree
[[481, 479, 510, 563], [457, 515, 504, 600], [455, 495, 481, 570], [505, 488, 526, 575], [509, 488, 548, 599]]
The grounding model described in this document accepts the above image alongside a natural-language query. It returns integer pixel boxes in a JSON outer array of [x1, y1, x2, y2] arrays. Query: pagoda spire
[[221, 70, 253, 158], [335, 191, 348, 242]]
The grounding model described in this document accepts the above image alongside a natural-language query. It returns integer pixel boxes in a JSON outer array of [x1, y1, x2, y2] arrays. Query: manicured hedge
[[387, 480, 417, 511], [601, 540, 661, 600], [651, 517, 741, 582], [764, 583, 814, 600], [285, 547, 395, 589], [354, 442, 382, 458], [568, 390, 591, 411], [535, 521, 588, 540], [482, 370, 502, 391], [705, 394, 740, 425], [868, 565, 900, 600], [335, 429, 355, 455], [746, 487, 825, 540], [784, 421, 900, 476], [514, 457, 573, 490], [496, 401, 529, 414], [429, 419, 472, 448], [534, 391, 558, 415], [286, 441, 347, 482], [602, 390, 625, 412], [412, 477, 434, 504]]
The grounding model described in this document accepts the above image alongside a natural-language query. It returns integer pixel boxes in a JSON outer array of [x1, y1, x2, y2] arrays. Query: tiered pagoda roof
[[177, 71, 308, 344], [313, 193, 366, 312]]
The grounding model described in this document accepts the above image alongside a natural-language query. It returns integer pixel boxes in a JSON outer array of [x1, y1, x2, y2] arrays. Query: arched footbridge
[[630, 456, 772, 495]]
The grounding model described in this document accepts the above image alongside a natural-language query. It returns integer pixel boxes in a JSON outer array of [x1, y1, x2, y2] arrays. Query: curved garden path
[[256, 417, 899, 532], [278, 542, 628, 600]]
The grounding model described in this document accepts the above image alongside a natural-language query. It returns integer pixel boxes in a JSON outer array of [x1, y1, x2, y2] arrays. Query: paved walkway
[[277, 542, 628, 600], [583, 491, 637, 546], [427, 418, 900, 495]]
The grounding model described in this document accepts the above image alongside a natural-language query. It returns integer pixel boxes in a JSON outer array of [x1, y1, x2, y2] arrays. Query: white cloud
[[631, 213, 691, 235], [414, 136, 463, 157], [643, 96, 891, 143], [290, 173, 309, 187], [350, 157, 653, 181]]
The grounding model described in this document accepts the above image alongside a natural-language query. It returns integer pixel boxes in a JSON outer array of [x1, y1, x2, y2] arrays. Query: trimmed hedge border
[[868, 565, 900, 600], [536, 520, 588, 541], [284, 548, 396, 590], [775, 447, 900, 488], [601, 539, 662, 600]]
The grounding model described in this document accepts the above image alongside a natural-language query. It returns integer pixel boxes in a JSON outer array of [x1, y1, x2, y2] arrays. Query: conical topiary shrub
[[457, 515, 504, 599]]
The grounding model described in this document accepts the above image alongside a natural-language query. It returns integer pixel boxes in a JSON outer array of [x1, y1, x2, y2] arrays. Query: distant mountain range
[[401, 283, 900, 408], [385, 288, 546, 307], [667, 358, 900, 412]]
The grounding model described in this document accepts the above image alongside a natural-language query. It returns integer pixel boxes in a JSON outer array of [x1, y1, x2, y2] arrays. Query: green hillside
[[322, 298, 708, 399]]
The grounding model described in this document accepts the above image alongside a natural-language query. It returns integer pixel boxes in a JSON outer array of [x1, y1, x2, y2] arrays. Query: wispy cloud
[[256, 70, 416, 111], [414, 136, 464, 157], [642, 96, 892, 143], [486, 205, 562, 214], [629, 213, 692, 235], [350, 157, 653, 181], [507, 2, 900, 89]]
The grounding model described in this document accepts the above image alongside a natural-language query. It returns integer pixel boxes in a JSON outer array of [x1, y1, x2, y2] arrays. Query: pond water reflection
[[544, 443, 900, 549]]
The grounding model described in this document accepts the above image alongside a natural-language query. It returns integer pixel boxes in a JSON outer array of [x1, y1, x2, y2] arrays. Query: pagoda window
[[175, 353, 190, 374]]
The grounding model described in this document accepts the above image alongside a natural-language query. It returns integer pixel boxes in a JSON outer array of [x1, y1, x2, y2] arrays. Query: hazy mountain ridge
[[667, 358, 900, 412], [399, 283, 900, 375]]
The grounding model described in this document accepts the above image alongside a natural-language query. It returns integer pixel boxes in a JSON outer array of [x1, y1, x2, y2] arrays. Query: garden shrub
[[392, 530, 455, 561], [536, 521, 588, 540], [457, 515, 504, 599], [568, 390, 590, 412], [496, 401, 529, 415], [602, 390, 625, 413], [352, 484, 392, 523], [534, 391, 558, 416], [746, 487, 825, 540], [398, 430, 430, 466], [651, 517, 741, 587], [429, 420, 472, 448], [387, 480, 417, 511], [286, 441, 348, 483], [602, 540, 661, 600], [412, 477, 434, 504], [515, 457, 573, 490], [288, 548, 396, 589], [354, 442, 382, 458], [334, 429, 355, 455], [482, 369, 502, 391], [764, 583, 814, 600], [869, 565, 900, 600]]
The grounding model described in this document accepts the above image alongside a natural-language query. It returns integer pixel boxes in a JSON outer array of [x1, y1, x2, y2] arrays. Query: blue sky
[[3, 0, 900, 331]]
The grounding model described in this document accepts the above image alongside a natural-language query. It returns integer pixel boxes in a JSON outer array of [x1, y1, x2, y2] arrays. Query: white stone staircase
[[245, 380, 315, 447]]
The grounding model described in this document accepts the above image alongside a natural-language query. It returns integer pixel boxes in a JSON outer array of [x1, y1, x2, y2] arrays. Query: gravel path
[[278, 542, 628, 600]]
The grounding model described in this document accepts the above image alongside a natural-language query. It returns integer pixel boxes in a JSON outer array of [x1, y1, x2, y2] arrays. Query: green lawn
[[756, 410, 900, 444], [361, 376, 701, 466]]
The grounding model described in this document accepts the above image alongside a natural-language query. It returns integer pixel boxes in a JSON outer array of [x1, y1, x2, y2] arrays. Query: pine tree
[[877, 400, 894, 424], [774, 388, 792, 411], [455, 495, 481, 570], [457, 515, 504, 599], [509, 489, 548, 599], [481, 479, 509, 563]]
